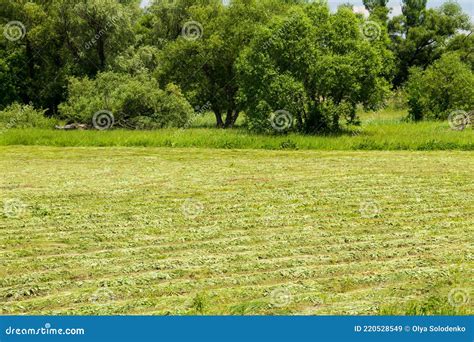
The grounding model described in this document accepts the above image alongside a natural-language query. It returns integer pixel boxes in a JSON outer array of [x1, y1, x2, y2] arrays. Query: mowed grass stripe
[[0, 266, 458, 315], [0, 240, 452, 291], [0, 147, 472, 315], [1, 187, 470, 238], [1, 221, 469, 273], [0, 251, 461, 309]]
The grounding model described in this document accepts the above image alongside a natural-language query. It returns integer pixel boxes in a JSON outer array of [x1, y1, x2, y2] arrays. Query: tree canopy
[[237, 4, 393, 132], [0, 0, 472, 131]]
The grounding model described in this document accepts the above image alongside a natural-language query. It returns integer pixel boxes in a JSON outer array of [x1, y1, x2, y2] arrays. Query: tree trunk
[[23, 37, 34, 103], [97, 36, 106, 70], [224, 109, 239, 128], [214, 110, 224, 128]]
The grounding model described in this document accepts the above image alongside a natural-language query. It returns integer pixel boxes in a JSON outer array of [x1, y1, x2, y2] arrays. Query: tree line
[[0, 0, 472, 133]]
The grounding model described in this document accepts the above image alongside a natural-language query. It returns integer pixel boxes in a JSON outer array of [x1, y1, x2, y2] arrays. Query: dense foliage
[[406, 53, 474, 121], [0, 0, 472, 132], [237, 5, 393, 133], [0, 103, 57, 129], [387, 0, 471, 86], [58, 72, 193, 128]]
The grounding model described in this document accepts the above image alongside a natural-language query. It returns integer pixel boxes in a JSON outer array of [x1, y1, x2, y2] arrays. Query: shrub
[[0, 103, 57, 129], [58, 72, 193, 129], [406, 53, 474, 121]]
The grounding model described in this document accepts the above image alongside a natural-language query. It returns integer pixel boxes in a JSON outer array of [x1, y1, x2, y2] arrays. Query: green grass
[[0, 109, 472, 150], [1, 146, 472, 315]]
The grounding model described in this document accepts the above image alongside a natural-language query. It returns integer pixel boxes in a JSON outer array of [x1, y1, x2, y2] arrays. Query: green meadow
[[0, 146, 472, 315], [1, 109, 473, 151]]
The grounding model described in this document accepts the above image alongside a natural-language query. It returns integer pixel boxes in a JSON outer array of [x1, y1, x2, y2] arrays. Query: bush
[[0, 103, 57, 129], [58, 72, 193, 129], [406, 53, 474, 121]]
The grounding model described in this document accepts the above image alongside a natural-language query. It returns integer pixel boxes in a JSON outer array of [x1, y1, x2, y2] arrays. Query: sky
[[327, 0, 474, 18], [140, 0, 474, 18]]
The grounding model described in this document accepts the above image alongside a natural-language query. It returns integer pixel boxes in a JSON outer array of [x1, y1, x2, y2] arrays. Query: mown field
[[0, 146, 472, 315]]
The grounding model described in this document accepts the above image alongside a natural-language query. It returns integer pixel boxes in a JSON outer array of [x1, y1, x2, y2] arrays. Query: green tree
[[54, 0, 137, 75], [0, 0, 58, 109], [140, 0, 210, 46], [363, 0, 390, 22], [405, 52, 474, 121], [0, 0, 139, 112], [445, 28, 474, 70], [237, 4, 393, 133], [389, 0, 471, 86], [155, 0, 297, 128]]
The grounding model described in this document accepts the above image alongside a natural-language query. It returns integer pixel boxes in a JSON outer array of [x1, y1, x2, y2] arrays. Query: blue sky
[[327, 0, 473, 18], [141, 0, 474, 18]]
